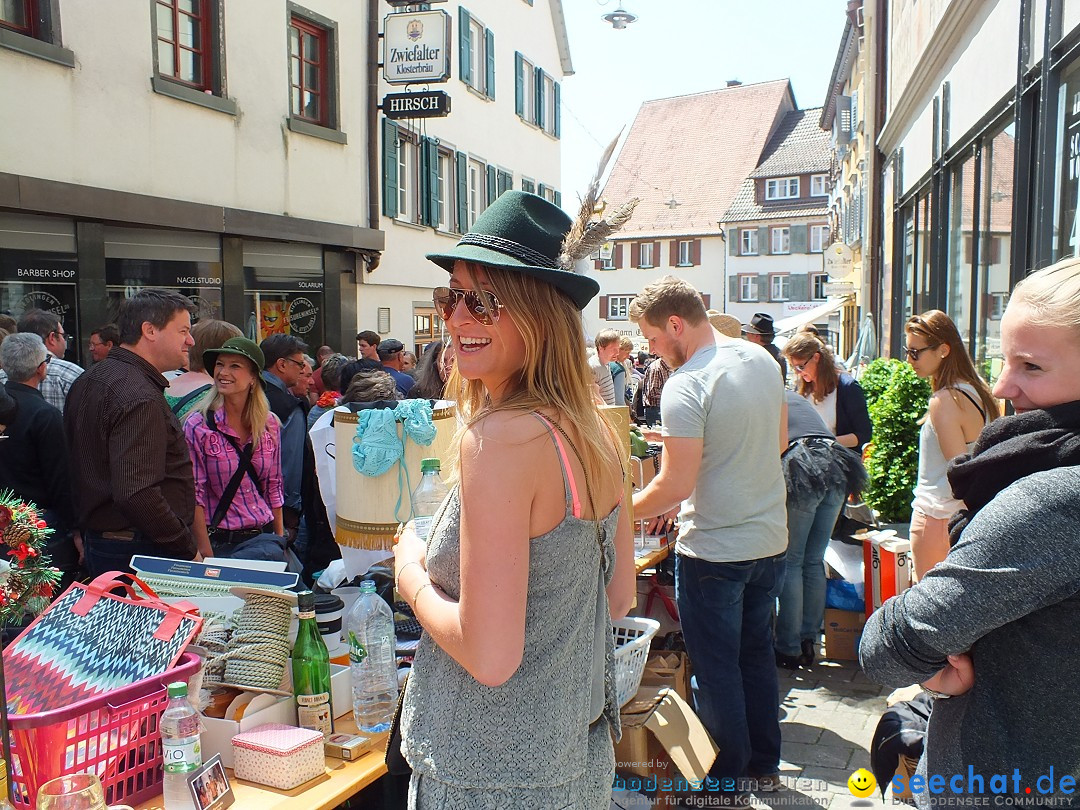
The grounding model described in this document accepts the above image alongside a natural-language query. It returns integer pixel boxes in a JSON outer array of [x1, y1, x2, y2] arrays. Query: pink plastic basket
[[6, 652, 201, 808]]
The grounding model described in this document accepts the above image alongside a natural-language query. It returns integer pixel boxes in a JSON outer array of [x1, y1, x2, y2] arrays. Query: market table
[[133, 718, 389, 810], [634, 544, 670, 575]]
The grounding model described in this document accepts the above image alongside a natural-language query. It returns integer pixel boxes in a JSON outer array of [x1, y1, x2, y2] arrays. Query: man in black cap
[[377, 338, 415, 398], [742, 313, 787, 380]]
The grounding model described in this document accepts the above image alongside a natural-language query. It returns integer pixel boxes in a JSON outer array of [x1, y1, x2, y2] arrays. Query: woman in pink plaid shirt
[[183, 336, 286, 560]]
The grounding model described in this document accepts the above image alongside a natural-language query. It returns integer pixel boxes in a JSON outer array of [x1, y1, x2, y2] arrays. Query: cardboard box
[[824, 608, 866, 661], [202, 665, 353, 768], [614, 686, 718, 794], [640, 651, 690, 703], [860, 531, 913, 617]]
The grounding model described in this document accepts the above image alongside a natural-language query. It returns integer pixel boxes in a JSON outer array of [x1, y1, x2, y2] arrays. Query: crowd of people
[[2, 185, 1078, 807], [0, 297, 442, 587]]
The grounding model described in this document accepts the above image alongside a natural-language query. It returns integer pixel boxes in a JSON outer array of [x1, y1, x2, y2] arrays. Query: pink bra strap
[[532, 412, 583, 519]]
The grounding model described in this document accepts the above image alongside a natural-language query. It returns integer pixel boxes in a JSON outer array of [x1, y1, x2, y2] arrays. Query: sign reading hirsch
[[383, 10, 450, 85], [383, 91, 451, 120]]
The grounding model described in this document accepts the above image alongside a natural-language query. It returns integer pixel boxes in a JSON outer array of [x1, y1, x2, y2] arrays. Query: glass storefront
[[242, 241, 324, 347], [0, 249, 81, 364], [105, 259, 223, 324]]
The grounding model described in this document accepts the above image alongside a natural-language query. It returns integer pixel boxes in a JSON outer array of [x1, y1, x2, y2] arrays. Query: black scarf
[[947, 399, 1080, 544]]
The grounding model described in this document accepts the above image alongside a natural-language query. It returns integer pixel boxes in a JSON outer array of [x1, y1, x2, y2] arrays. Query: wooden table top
[[634, 544, 670, 575]]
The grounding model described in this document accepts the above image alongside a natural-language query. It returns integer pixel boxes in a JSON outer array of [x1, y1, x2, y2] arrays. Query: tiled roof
[[749, 108, 831, 178], [599, 80, 795, 237], [724, 179, 830, 223]]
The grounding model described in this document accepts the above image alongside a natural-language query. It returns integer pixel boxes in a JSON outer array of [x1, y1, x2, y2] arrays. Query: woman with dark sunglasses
[[782, 332, 872, 451], [391, 190, 636, 808], [903, 311, 998, 580]]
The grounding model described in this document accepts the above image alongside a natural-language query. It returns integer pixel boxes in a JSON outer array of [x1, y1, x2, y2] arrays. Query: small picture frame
[[188, 754, 235, 810]]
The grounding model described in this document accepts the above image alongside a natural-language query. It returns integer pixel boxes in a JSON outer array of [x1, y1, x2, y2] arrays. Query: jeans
[[676, 552, 786, 784], [775, 486, 847, 657], [83, 532, 177, 577], [643, 405, 661, 426]]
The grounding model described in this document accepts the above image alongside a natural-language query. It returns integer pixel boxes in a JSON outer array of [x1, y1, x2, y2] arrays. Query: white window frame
[[543, 73, 557, 135], [608, 295, 633, 321], [811, 272, 828, 301], [437, 148, 456, 233], [770, 273, 791, 302], [738, 274, 758, 302], [771, 226, 790, 255], [521, 55, 537, 124], [810, 224, 830, 253], [988, 292, 1008, 320], [765, 177, 800, 200], [810, 174, 829, 197], [468, 159, 486, 228], [677, 240, 692, 265], [396, 132, 418, 224], [467, 17, 487, 94], [740, 229, 758, 256], [639, 242, 654, 268]]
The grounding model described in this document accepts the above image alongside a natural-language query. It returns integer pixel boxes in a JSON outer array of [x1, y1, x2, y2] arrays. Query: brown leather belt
[[99, 530, 136, 540]]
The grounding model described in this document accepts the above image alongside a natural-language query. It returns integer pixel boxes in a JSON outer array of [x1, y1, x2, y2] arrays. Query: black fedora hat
[[742, 312, 777, 338], [426, 191, 600, 310]]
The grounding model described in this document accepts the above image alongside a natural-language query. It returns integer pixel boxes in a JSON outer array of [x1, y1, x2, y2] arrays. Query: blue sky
[[558, 0, 848, 202]]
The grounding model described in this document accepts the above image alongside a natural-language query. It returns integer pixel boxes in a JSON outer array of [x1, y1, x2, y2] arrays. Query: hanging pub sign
[[383, 10, 451, 85], [382, 90, 451, 120]]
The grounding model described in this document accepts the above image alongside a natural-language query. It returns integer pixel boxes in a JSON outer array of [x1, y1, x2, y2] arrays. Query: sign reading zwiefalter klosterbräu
[[383, 10, 451, 85]]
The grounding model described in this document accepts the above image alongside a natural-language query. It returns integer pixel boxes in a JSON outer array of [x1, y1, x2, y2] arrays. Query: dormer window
[[765, 177, 800, 200]]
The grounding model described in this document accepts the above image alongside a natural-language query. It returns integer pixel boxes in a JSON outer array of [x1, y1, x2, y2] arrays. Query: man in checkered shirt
[[0, 309, 83, 413]]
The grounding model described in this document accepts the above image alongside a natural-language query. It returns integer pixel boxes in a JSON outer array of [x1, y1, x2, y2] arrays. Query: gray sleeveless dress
[[400, 420, 622, 809]]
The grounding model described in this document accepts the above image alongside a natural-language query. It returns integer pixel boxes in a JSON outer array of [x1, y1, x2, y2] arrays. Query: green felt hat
[[203, 337, 265, 377], [426, 191, 600, 310]]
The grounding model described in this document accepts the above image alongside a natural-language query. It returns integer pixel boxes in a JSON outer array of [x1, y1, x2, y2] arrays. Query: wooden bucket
[[334, 404, 457, 550]]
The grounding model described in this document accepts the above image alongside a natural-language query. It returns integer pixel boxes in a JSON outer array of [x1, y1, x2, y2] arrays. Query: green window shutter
[[497, 169, 512, 196], [534, 66, 545, 129], [382, 118, 398, 218], [486, 164, 496, 207], [790, 223, 808, 254], [553, 81, 561, 138], [421, 137, 440, 228], [727, 228, 739, 256], [757, 226, 771, 255], [537, 182, 548, 200], [729, 276, 739, 302], [791, 274, 810, 300], [514, 52, 525, 117], [459, 7, 472, 85], [553, 190, 561, 207], [522, 177, 534, 194], [484, 28, 496, 99], [456, 151, 469, 233]]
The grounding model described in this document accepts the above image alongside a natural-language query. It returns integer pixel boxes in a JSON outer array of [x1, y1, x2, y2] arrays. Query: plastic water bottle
[[160, 681, 201, 810], [411, 457, 449, 541], [348, 580, 398, 733]]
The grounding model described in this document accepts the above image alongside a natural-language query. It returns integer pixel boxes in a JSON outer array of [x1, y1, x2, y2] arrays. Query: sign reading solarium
[[383, 10, 450, 85]]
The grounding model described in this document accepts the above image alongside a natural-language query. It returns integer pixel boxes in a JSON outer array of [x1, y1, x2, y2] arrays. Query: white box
[[232, 723, 325, 789]]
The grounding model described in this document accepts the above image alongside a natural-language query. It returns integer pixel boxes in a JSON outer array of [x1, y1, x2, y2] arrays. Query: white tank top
[[911, 383, 986, 520]]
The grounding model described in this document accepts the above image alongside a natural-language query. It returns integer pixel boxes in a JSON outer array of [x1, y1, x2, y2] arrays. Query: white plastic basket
[[612, 616, 661, 707]]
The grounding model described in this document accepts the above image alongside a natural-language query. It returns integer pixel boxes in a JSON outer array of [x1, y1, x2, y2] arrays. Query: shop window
[[242, 241, 323, 346], [765, 177, 799, 200], [769, 273, 790, 302], [740, 229, 758, 256], [414, 307, 440, 345], [738, 274, 758, 302], [0, 246, 80, 365], [771, 227, 790, 255]]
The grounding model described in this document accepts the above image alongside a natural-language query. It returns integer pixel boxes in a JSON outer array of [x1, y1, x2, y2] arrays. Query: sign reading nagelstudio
[[383, 10, 450, 85], [383, 90, 450, 120]]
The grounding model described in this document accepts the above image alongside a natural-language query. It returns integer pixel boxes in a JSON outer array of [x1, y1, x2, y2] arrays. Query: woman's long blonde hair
[[445, 263, 627, 511], [189, 359, 274, 447]]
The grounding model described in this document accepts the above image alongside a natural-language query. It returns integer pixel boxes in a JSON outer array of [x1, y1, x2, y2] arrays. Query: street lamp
[[602, 6, 637, 29]]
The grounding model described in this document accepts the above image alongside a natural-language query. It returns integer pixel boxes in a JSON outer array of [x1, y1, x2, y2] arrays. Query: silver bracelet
[[919, 683, 952, 700], [396, 560, 424, 591]]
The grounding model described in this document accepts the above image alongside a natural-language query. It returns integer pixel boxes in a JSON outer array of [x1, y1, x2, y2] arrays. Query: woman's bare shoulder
[[463, 409, 549, 448]]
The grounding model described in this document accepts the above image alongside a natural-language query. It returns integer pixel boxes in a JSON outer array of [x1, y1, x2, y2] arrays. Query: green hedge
[[861, 358, 931, 524]]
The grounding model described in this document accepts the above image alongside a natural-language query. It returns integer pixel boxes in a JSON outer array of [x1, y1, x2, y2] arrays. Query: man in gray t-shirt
[[631, 276, 788, 797]]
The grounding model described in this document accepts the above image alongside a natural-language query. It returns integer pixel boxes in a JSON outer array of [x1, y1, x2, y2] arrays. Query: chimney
[[726, 80, 742, 87]]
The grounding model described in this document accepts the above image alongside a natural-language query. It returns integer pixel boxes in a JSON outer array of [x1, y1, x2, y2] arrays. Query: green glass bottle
[[292, 590, 333, 737]]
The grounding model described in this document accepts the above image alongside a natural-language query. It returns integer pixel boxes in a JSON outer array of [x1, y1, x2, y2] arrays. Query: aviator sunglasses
[[433, 286, 503, 325]]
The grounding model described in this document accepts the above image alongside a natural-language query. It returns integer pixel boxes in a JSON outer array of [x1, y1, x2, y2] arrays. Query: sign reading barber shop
[[383, 10, 450, 85]]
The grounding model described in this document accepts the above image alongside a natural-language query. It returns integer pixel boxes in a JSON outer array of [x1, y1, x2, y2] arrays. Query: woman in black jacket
[[783, 333, 872, 451]]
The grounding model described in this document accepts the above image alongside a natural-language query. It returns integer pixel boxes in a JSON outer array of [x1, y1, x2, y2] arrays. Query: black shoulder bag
[[206, 410, 266, 529]]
